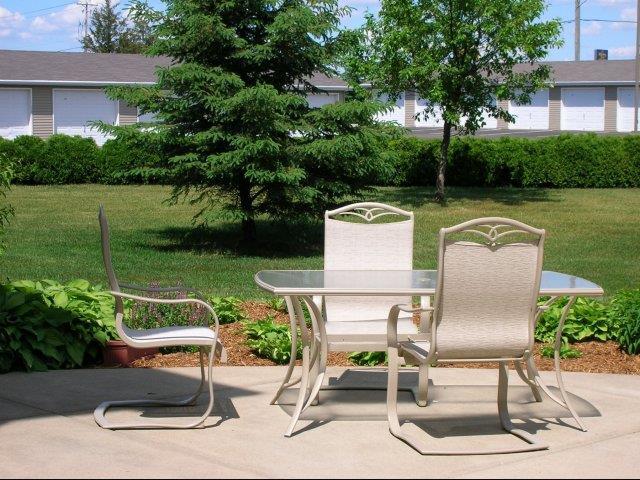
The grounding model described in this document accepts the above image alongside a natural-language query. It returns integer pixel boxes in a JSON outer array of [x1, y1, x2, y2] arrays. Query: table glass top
[[254, 270, 604, 296]]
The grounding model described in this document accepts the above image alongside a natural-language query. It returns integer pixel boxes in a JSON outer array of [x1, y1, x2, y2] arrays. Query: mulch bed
[[131, 302, 640, 375]]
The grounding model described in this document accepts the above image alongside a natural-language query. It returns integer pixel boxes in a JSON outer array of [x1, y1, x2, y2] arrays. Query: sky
[[0, 0, 637, 60]]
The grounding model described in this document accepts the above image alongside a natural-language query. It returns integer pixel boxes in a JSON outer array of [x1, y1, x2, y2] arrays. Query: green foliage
[[389, 134, 640, 188], [265, 296, 287, 312], [540, 343, 582, 359], [345, 0, 563, 198], [105, 0, 397, 240], [610, 288, 640, 354], [535, 297, 613, 344], [0, 152, 14, 254], [0, 279, 116, 373], [244, 316, 301, 364], [348, 351, 387, 366], [208, 296, 245, 324]]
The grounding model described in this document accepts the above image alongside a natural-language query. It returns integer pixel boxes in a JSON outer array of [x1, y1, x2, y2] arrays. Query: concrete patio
[[1, 365, 639, 478]]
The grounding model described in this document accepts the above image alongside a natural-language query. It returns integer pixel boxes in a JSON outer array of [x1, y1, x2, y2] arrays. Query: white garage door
[[0, 89, 31, 139], [509, 89, 549, 129], [561, 88, 604, 131], [415, 97, 444, 127], [307, 93, 340, 108], [375, 93, 405, 125], [616, 88, 639, 132], [54, 89, 118, 145]]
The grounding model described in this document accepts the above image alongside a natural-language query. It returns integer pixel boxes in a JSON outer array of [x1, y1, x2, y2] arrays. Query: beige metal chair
[[387, 217, 550, 454], [271, 202, 430, 407], [94, 206, 225, 429]]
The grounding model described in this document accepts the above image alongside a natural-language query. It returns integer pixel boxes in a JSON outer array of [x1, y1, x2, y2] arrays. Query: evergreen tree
[[119, 0, 161, 54], [106, 0, 397, 241], [82, 0, 125, 53]]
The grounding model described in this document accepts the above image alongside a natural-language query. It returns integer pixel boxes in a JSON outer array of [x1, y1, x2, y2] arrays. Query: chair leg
[[94, 345, 217, 430], [387, 359, 549, 455], [514, 358, 542, 402], [415, 363, 429, 407], [270, 297, 300, 405]]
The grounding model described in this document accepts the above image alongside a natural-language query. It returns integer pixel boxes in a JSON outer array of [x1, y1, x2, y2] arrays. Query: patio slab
[[0, 366, 639, 478]]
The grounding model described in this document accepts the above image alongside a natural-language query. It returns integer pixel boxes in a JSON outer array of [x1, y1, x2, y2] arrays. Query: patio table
[[254, 269, 604, 437]]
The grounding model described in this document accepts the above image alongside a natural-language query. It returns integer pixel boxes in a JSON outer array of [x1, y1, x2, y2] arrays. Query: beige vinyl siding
[[404, 90, 416, 128], [32, 86, 53, 138], [497, 99, 508, 129], [548, 86, 561, 130], [118, 102, 138, 125], [604, 86, 617, 132]]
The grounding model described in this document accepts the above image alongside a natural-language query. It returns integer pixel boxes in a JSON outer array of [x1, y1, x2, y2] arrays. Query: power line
[[0, 2, 77, 20]]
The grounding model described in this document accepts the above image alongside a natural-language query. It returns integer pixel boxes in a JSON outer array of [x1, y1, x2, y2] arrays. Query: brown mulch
[[131, 302, 640, 375]]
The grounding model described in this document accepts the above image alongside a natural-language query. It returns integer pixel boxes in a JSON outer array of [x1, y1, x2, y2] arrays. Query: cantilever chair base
[[94, 347, 219, 430]]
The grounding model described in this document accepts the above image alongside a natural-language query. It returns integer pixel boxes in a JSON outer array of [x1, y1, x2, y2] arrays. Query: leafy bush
[[390, 134, 640, 188], [0, 135, 46, 184], [0, 153, 14, 254], [540, 343, 582, 359], [535, 297, 613, 344], [265, 296, 287, 313], [348, 351, 387, 366], [0, 279, 116, 372], [99, 137, 166, 184], [35, 135, 102, 184], [208, 296, 245, 324], [610, 288, 640, 354], [244, 316, 301, 364]]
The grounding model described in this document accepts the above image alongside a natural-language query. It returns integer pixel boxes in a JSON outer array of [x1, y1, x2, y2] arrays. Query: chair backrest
[[324, 202, 414, 322], [98, 205, 120, 293], [432, 217, 545, 360]]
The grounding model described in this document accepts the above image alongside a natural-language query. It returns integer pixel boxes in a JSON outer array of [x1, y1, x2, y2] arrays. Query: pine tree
[[82, 0, 125, 53], [106, 0, 397, 241]]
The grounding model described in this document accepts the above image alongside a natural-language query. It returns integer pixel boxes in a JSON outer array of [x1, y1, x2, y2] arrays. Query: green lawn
[[3, 185, 639, 298]]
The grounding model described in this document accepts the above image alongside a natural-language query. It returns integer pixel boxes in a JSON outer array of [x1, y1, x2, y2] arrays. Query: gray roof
[[0, 49, 634, 87], [517, 59, 637, 85], [0, 49, 347, 88]]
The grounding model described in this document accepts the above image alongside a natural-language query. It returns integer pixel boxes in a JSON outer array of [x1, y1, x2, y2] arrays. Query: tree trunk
[[435, 120, 452, 203], [239, 180, 257, 242]]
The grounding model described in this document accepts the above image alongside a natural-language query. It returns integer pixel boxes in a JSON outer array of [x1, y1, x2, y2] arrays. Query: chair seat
[[399, 340, 431, 363], [325, 318, 418, 344], [124, 325, 218, 347]]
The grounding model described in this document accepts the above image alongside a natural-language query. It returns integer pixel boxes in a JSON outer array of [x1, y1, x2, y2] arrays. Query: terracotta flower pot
[[102, 340, 159, 367]]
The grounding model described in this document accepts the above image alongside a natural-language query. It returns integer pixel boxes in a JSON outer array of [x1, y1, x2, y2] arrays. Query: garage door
[[375, 93, 405, 125], [307, 93, 340, 108], [0, 89, 31, 139], [508, 89, 549, 129], [617, 88, 639, 132], [53, 89, 118, 145], [415, 97, 444, 127], [561, 88, 604, 131]]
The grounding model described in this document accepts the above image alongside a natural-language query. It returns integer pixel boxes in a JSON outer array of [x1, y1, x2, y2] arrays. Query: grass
[[3, 185, 640, 298]]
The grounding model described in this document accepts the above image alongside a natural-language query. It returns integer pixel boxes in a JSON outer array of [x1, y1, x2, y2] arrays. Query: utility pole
[[634, 0, 639, 132], [575, 0, 581, 61], [78, 1, 96, 52]]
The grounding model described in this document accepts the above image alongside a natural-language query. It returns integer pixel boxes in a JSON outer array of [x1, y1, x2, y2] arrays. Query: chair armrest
[[387, 304, 434, 348], [119, 283, 206, 301], [110, 291, 219, 331]]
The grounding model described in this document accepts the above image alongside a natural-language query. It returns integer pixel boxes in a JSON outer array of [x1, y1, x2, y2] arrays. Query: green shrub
[[348, 351, 387, 366], [610, 288, 640, 354], [540, 343, 582, 359], [208, 296, 245, 324], [0, 279, 116, 372], [535, 297, 613, 344], [0, 135, 46, 183], [99, 137, 166, 184], [264, 296, 286, 312], [390, 133, 640, 188], [0, 152, 14, 254], [244, 316, 301, 364]]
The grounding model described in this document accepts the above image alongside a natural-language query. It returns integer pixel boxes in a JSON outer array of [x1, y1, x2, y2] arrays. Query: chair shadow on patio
[[274, 368, 601, 439], [0, 368, 257, 428]]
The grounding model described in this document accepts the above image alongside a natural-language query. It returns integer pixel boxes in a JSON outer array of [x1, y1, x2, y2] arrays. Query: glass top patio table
[[255, 270, 604, 297]]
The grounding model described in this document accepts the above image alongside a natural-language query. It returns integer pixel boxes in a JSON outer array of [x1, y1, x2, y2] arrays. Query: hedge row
[[391, 134, 640, 188], [0, 135, 164, 185], [2, 132, 640, 187]]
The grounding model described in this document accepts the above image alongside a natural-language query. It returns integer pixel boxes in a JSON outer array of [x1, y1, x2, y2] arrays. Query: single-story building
[[0, 49, 638, 144]]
